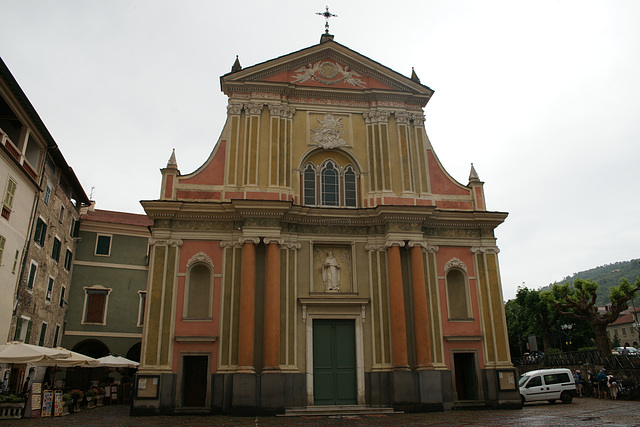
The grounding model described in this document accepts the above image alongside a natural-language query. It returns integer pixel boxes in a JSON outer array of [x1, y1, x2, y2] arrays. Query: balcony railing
[[1, 127, 40, 181]]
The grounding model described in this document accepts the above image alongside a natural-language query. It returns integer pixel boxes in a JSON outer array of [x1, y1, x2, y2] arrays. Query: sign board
[[41, 390, 53, 417], [54, 391, 63, 417]]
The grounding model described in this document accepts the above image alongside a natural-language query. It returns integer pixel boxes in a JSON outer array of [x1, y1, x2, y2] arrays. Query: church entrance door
[[453, 352, 478, 400], [313, 319, 357, 405], [182, 355, 208, 407]]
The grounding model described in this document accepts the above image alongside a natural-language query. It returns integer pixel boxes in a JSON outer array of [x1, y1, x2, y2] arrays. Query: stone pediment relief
[[292, 60, 366, 88]]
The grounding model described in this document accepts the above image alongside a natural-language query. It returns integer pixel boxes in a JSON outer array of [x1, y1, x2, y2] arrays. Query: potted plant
[[96, 387, 105, 406], [62, 393, 72, 416], [69, 389, 83, 412], [85, 388, 97, 408], [0, 394, 26, 420]]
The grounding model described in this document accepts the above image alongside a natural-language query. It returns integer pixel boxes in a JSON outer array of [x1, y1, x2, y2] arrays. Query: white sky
[[1, 1, 639, 301]]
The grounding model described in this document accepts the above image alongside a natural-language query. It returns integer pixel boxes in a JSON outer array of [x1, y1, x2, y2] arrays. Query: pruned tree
[[515, 286, 559, 352], [541, 278, 640, 352]]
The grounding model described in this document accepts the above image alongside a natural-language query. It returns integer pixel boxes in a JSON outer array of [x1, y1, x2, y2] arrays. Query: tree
[[515, 286, 558, 352], [541, 278, 640, 352]]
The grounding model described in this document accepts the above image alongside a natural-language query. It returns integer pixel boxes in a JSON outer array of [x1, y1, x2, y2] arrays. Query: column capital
[[394, 111, 411, 124], [268, 104, 295, 118], [149, 238, 183, 247], [384, 240, 405, 248], [470, 246, 500, 254], [408, 241, 439, 253], [244, 102, 264, 115], [263, 237, 284, 246], [239, 236, 261, 245], [227, 102, 243, 115]]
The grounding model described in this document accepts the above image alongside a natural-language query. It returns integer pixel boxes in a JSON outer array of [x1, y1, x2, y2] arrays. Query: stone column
[[237, 237, 260, 373], [409, 242, 432, 369], [386, 241, 409, 369], [263, 238, 283, 371]]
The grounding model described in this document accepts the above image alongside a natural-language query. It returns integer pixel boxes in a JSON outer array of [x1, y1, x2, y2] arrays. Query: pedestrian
[[596, 369, 608, 399], [588, 370, 597, 397], [608, 374, 618, 400], [574, 370, 583, 397], [21, 376, 30, 396]]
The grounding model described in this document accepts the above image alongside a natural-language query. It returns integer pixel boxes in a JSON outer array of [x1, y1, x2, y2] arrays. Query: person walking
[[608, 374, 619, 400], [596, 369, 608, 399], [574, 370, 583, 397], [588, 370, 597, 397]]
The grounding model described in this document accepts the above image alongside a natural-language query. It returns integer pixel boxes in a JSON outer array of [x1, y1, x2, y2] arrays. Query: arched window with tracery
[[303, 163, 317, 205], [321, 161, 339, 206]]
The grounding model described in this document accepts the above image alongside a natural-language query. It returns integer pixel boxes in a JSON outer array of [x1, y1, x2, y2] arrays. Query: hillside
[[540, 258, 640, 305]]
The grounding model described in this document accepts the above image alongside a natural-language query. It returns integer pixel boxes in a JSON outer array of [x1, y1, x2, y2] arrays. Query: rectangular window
[[53, 325, 60, 347], [69, 219, 80, 238], [64, 249, 73, 271], [95, 234, 112, 256], [12, 249, 19, 274], [14, 317, 31, 342], [83, 288, 110, 324], [38, 322, 47, 346], [44, 185, 51, 205], [2, 177, 17, 219], [0, 235, 5, 265], [58, 206, 65, 223], [138, 291, 147, 326], [34, 218, 47, 246], [45, 277, 54, 302], [51, 237, 61, 262], [26, 261, 37, 290], [59, 286, 66, 308]]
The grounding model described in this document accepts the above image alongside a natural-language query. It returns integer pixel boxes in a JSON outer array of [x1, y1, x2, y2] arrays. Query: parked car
[[519, 368, 577, 404], [613, 346, 638, 355]]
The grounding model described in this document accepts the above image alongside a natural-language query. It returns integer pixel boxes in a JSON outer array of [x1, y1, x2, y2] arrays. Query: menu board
[[30, 382, 42, 418], [54, 391, 63, 417], [41, 390, 53, 417]]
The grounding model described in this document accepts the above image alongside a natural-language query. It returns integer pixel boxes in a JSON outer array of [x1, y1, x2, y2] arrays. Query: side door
[[522, 375, 545, 401]]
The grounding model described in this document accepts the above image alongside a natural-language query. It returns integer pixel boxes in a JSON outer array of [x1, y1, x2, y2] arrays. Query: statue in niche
[[322, 252, 341, 292]]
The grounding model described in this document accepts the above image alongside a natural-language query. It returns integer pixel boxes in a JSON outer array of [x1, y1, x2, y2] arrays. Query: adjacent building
[[62, 203, 151, 361], [133, 33, 518, 415], [607, 306, 640, 348]]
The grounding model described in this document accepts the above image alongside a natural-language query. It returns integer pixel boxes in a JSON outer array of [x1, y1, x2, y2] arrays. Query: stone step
[[279, 405, 401, 417], [453, 400, 487, 410]]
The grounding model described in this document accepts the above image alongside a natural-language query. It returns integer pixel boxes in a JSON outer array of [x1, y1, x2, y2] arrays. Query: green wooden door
[[313, 319, 357, 405]]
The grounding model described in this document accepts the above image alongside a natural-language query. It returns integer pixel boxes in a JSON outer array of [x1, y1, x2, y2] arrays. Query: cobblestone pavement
[[4, 398, 640, 426]]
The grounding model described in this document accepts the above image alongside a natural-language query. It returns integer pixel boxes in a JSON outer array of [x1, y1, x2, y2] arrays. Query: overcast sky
[[1, 1, 639, 301]]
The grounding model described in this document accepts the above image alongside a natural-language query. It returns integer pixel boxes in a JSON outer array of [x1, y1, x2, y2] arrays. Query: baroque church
[[132, 30, 519, 415]]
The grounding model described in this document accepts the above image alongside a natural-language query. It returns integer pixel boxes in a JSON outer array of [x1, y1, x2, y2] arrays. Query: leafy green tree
[[541, 278, 640, 352], [515, 286, 558, 352]]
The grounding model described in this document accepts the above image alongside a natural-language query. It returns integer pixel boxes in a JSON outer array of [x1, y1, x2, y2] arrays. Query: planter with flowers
[[85, 388, 97, 408], [96, 387, 105, 407], [62, 393, 72, 416], [69, 389, 84, 413], [0, 394, 26, 420]]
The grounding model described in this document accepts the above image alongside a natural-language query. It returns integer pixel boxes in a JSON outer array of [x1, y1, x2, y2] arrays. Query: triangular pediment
[[221, 40, 433, 104]]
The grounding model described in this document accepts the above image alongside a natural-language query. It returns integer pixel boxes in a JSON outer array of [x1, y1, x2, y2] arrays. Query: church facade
[[132, 35, 519, 415]]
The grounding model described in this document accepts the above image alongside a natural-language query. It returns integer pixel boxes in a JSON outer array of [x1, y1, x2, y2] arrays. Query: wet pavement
[[4, 397, 640, 426]]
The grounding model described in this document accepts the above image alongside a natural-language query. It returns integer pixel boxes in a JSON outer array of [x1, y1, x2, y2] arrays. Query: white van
[[519, 368, 577, 404]]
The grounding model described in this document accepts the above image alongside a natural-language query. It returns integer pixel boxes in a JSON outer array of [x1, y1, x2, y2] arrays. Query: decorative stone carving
[[186, 251, 214, 269], [292, 60, 366, 88], [395, 111, 411, 124], [311, 114, 347, 149], [149, 238, 183, 247], [470, 246, 500, 254], [243, 103, 264, 115], [227, 103, 243, 115], [410, 112, 426, 125], [444, 257, 468, 273], [268, 104, 295, 118], [322, 251, 341, 292], [363, 111, 390, 124]]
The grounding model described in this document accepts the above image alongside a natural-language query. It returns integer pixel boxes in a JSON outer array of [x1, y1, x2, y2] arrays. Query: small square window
[[95, 235, 112, 256]]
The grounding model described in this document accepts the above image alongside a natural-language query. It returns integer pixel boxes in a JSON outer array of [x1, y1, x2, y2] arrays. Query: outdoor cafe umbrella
[[0, 341, 70, 364], [96, 355, 139, 368], [30, 348, 99, 367]]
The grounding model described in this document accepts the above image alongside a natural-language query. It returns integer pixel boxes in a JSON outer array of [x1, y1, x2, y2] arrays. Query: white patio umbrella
[[0, 341, 71, 364], [96, 355, 139, 368], [31, 348, 99, 367]]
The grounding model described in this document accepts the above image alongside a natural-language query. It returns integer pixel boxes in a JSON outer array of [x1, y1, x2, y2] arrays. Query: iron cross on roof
[[316, 6, 337, 34]]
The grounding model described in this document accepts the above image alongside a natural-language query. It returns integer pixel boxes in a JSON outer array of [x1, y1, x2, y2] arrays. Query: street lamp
[[561, 324, 573, 351]]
